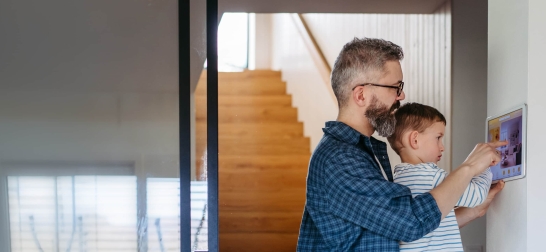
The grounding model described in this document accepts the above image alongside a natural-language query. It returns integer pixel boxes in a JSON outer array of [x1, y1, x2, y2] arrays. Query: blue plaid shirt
[[297, 121, 442, 251]]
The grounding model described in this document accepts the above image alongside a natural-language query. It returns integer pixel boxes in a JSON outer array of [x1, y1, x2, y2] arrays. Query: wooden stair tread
[[194, 95, 293, 106], [219, 177, 306, 192], [195, 80, 287, 96], [219, 211, 302, 233], [195, 123, 305, 138], [196, 106, 299, 122], [220, 233, 297, 252], [196, 138, 310, 155], [219, 189, 305, 212], [195, 121, 303, 134], [218, 155, 311, 170], [201, 70, 282, 80]]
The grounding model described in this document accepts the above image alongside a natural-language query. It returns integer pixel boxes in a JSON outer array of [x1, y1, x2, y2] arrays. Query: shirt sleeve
[[431, 166, 493, 207], [455, 168, 492, 207], [323, 151, 442, 243]]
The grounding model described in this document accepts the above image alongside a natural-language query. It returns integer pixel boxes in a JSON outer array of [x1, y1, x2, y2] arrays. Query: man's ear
[[409, 131, 419, 149], [352, 87, 367, 107]]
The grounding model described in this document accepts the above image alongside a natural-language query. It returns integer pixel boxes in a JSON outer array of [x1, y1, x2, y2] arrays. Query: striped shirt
[[393, 163, 492, 252]]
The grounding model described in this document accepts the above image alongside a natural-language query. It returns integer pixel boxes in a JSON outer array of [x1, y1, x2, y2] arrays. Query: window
[[217, 13, 249, 71]]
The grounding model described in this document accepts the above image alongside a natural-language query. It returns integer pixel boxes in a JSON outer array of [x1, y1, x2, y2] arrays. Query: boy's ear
[[409, 131, 419, 149]]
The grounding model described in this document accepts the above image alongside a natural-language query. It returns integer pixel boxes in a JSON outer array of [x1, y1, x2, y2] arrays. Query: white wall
[[249, 14, 273, 70], [270, 13, 339, 150], [527, 0, 546, 250], [486, 0, 529, 251]]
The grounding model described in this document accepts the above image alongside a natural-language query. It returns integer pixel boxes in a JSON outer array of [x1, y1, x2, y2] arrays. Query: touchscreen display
[[487, 109, 523, 181]]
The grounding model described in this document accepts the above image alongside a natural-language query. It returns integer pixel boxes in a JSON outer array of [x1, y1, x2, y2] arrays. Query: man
[[297, 38, 505, 251]]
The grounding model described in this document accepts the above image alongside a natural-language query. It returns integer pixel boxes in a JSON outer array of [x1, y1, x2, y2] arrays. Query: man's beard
[[365, 95, 400, 137]]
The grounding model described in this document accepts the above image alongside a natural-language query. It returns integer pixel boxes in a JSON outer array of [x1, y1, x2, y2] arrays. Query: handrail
[[290, 13, 337, 104]]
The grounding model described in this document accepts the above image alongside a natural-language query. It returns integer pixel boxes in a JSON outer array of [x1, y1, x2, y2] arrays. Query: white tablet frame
[[485, 103, 527, 182]]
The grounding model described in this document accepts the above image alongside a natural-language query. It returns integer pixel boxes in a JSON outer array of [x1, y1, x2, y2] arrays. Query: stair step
[[220, 168, 307, 191], [201, 70, 282, 80], [196, 137, 310, 155], [195, 79, 286, 96], [219, 211, 302, 233], [218, 155, 311, 170], [219, 189, 305, 212], [220, 233, 297, 252], [219, 156, 310, 170], [195, 123, 305, 139], [196, 106, 298, 123], [194, 95, 293, 107]]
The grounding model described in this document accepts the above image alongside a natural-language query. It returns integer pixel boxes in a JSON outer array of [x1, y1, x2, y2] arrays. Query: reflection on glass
[[190, 181, 208, 251], [147, 178, 180, 252], [7, 175, 205, 252], [8, 176, 138, 251], [193, 65, 208, 252]]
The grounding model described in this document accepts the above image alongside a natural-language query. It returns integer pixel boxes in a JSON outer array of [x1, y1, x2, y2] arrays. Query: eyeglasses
[[352, 81, 405, 96]]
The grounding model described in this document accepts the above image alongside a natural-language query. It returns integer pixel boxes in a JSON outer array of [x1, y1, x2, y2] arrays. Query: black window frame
[[180, 0, 219, 251]]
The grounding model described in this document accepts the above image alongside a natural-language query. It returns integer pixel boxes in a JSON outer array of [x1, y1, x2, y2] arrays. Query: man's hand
[[475, 180, 505, 217], [455, 180, 506, 228], [462, 141, 508, 176]]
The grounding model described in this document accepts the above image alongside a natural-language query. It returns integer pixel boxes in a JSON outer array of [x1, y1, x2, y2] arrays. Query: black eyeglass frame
[[352, 81, 405, 96]]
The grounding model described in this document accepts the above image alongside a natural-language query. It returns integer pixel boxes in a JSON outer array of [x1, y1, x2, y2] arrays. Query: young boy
[[387, 103, 492, 251]]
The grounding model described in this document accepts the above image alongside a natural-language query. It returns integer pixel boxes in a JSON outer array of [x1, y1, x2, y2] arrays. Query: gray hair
[[331, 38, 404, 108]]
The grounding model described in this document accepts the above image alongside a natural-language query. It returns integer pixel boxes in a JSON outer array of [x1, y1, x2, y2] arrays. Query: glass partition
[[0, 0, 184, 251]]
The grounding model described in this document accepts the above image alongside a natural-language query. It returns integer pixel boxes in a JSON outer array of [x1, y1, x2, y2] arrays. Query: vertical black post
[[179, 0, 191, 251], [207, 0, 219, 250]]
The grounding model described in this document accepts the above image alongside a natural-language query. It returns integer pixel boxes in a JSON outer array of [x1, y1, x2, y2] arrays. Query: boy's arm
[[431, 167, 493, 207], [455, 168, 492, 207], [455, 180, 505, 228]]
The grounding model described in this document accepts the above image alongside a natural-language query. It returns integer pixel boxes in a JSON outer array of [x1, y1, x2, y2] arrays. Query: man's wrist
[[454, 164, 475, 178]]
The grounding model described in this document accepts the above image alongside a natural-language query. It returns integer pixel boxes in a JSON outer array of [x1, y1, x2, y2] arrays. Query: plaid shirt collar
[[323, 121, 393, 181]]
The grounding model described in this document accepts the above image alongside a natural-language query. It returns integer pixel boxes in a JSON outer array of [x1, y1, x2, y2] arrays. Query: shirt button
[[382, 156, 385, 159]]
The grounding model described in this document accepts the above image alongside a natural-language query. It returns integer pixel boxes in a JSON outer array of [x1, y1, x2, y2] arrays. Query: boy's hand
[[462, 141, 508, 176]]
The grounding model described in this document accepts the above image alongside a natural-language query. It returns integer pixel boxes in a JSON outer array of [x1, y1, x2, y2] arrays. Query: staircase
[[195, 70, 310, 251]]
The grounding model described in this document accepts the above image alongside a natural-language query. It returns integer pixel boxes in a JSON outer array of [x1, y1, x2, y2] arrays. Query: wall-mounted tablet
[[486, 104, 527, 182]]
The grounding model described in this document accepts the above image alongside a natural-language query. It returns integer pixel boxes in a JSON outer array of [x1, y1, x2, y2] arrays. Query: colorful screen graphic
[[487, 109, 523, 181]]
